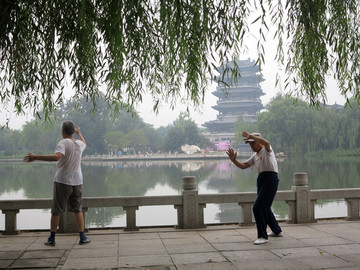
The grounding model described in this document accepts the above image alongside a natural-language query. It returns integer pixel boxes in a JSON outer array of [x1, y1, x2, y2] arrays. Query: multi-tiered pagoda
[[203, 59, 265, 150], [204, 58, 265, 132]]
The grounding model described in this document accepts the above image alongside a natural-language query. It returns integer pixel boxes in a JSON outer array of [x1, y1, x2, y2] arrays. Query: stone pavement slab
[[231, 258, 299, 270], [118, 254, 173, 268], [288, 255, 355, 270], [9, 258, 60, 269], [0, 251, 20, 260], [175, 262, 238, 270], [63, 256, 118, 269], [0, 220, 360, 269], [270, 246, 324, 258], [170, 251, 227, 264]]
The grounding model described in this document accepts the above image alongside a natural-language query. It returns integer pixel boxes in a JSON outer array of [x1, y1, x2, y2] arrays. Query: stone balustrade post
[[59, 207, 89, 233], [285, 200, 296, 224], [238, 202, 255, 226], [123, 206, 139, 231], [198, 203, 207, 228], [292, 172, 316, 223], [181, 176, 200, 229], [2, 210, 19, 235], [345, 198, 360, 220], [174, 204, 183, 229]]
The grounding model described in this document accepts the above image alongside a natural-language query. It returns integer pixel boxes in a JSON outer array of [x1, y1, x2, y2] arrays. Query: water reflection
[[0, 156, 359, 229]]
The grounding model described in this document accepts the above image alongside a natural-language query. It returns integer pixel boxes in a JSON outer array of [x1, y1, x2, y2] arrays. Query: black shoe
[[79, 237, 91, 245], [44, 238, 55, 246]]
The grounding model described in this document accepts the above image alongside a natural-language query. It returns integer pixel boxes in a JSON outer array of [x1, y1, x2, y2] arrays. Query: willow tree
[[1, 0, 359, 123]]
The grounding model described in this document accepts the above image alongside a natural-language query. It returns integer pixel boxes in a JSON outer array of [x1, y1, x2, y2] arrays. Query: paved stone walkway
[[1, 220, 360, 269]]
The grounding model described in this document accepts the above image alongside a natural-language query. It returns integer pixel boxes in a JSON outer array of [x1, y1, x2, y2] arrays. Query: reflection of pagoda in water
[[203, 59, 265, 150]]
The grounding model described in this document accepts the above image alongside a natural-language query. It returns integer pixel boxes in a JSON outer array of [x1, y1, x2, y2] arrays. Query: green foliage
[[0, 95, 210, 156], [1, 1, 359, 124], [0, 0, 249, 122], [233, 115, 257, 145], [162, 113, 211, 152], [64, 97, 109, 154], [162, 126, 184, 153], [21, 121, 61, 153], [255, 95, 360, 155], [286, 0, 360, 106], [105, 130, 129, 152]]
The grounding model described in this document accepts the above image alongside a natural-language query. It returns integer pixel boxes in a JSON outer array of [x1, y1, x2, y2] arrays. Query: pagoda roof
[[203, 118, 236, 124], [212, 107, 263, 112], [215, 99, 263, 106], [212, 102, 264, 112], [213, 87, 265, 98], [203, 122, 235, 132], [322, 103, 344, 111], [214, 73, 264, 82], [216, 59, 259, 74]]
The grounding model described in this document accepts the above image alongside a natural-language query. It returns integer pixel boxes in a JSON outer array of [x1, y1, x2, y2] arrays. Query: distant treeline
[[234, 95, 360, 156], [1, 95, 360, 158], [0, 96, 210, 157]]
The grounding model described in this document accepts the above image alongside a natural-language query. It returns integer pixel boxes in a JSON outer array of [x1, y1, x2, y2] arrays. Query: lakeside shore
[[0, 151, 292, 163], [0, 151, 255, 163]]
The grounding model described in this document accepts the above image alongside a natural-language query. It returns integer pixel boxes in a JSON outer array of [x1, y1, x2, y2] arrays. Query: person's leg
[[50, 214, 60, 232], [264, 173, 282, 235], [267, 210, 282, 235], [75, 212, 85, 232], [46, 183, 70, 246], [253, 194, 268, 239], [253, 174, 268, 240], [74, 211, 90, 243], [253, 172, 281, 240], [69, 185, 91, 244]]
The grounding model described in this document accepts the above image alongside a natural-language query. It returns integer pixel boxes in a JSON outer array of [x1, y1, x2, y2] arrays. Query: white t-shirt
[[53, 139, 86, 185], [245, 145, 278, 173]]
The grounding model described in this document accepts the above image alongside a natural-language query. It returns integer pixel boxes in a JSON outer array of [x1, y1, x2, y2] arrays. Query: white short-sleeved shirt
[[53, 139, 86, 186], [245, 145, 278, 173]]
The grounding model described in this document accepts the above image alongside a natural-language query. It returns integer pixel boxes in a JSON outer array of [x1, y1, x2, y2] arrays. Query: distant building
[[203, 58, 265, 151], [322, 103, 344, 112], [203, 58, 265, 133]]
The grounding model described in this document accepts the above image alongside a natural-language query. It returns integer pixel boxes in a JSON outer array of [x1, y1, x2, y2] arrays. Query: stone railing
[[0, 173, 359, 235]]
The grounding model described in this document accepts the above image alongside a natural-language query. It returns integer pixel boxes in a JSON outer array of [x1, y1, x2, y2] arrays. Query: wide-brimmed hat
[[244, 132, 262, 143]]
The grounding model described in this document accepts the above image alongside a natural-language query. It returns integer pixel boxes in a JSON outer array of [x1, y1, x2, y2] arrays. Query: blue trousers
[[253, 172, 282, 239]]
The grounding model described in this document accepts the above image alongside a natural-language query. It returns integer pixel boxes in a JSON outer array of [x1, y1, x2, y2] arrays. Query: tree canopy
[[256, 95, 360, 155], [0, 94, 212, 156], [1, 0, 359, 122]]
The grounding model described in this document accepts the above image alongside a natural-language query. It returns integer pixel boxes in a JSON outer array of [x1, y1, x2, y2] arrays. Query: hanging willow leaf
[[0, 0, 359, 123]]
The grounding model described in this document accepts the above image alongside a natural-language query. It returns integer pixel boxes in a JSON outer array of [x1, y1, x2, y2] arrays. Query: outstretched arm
[[226, 148, 251, 170], [75, 126, 86, 145], [23, 152, 63, 163]]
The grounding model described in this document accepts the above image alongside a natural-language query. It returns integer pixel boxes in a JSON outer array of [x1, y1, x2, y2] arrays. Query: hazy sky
[[0, 61, 347, 131], [0, 11, 348, 130], [136, 64, 347, 129]]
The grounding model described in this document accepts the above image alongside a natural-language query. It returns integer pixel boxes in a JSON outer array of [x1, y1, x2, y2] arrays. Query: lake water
[[0, 156, 359, 230]]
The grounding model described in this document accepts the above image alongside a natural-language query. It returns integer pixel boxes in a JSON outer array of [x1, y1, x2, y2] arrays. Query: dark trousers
[[253, 172, 282, 239]]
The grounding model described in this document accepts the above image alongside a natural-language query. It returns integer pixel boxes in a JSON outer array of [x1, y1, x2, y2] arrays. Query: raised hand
[[226, 148, 237, 162], [75, 126, 81, 135], [23, 153, 36, 163], [242, 131, 250, 140]]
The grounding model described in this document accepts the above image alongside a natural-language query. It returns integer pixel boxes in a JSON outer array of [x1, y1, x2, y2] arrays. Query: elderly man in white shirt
[[24, 120, 91, 246], [227, 131, 283, 245]]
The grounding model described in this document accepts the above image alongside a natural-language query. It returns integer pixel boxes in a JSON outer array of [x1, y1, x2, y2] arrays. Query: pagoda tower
[[204, 58, 265, 134]]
